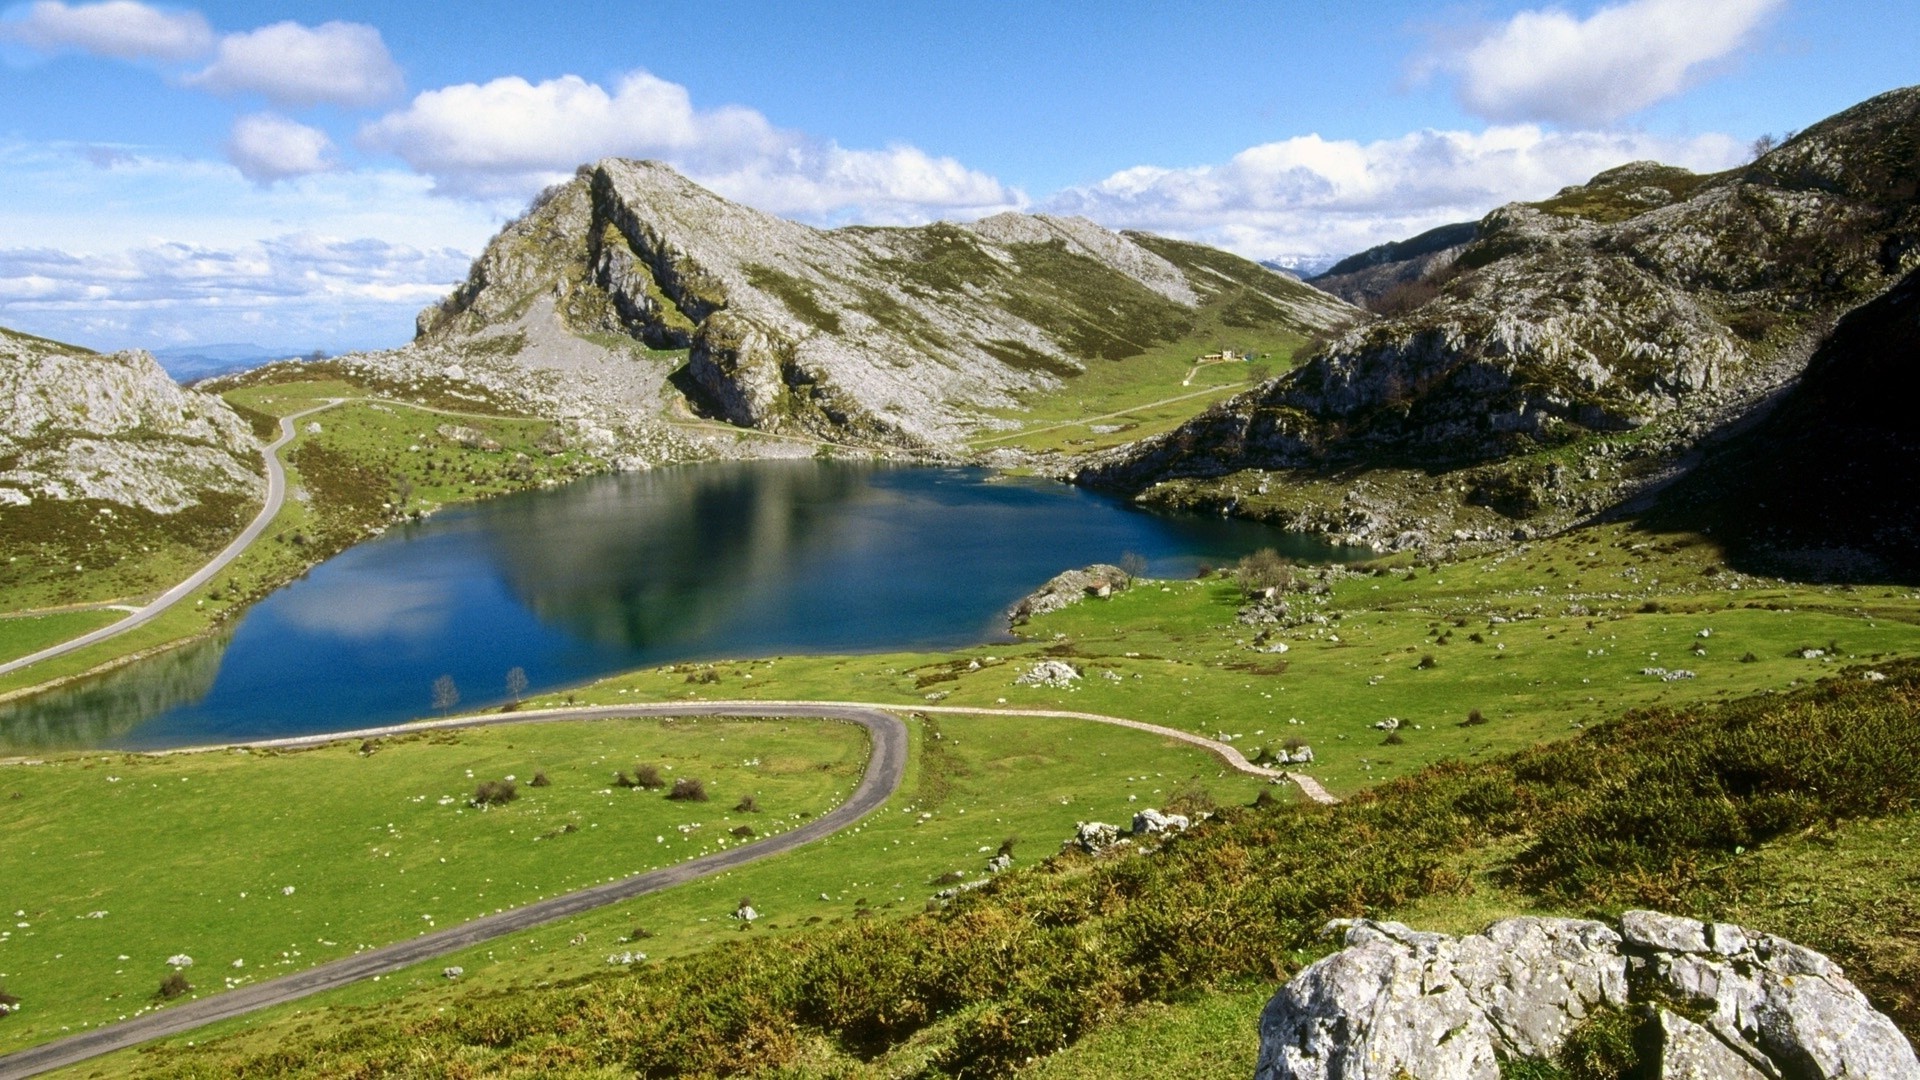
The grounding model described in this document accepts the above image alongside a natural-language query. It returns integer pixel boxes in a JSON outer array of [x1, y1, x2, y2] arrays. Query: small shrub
[[1469, 632, 1486, 644], [684, 670, 720, 685], [157, 972, 192, 1000], [667, 777, 709, 802], [1252, 788, 1283, 809], [1235, 549, 1293, 596], [1555, 1005, 1643, 1080], [1165, 778, 1216, 818], [1464, 709, 1488, 726], [1194, 561, 1215, 579], [1283, 736, 1308, 752], [612, 770, 635, 788], [930, 870, 967, 886], [471, 779, 517, 807], [629, 926, 654, 941], [529, 771, 550, 788], [1741, 652, 1759, 663], [1383, 731, 1406, 746], [996, 836, 1018, 858], [1639, 600, 1665, 614], [734, 795, 761, 813], [632, 764, 666, 790], [1417, 654, 1438, 669], [730, 825, 756, 839]]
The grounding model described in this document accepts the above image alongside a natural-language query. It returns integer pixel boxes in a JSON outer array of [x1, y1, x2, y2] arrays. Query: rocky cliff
[[1081, 86, 1920, 553], [382, 159, 1353, 451], [0, 327, 261, 514]]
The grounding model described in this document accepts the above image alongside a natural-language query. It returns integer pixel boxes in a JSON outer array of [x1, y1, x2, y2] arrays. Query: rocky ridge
[[1083, 86, 1920, 554], [1257, 912, 1920, 1080], [0, 327, 262, 513], [336, 159, 1350, 456], [1308, 220, 1478, 307]]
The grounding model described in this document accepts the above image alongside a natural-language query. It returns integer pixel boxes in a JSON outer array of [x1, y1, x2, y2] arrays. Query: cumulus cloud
[[361, 70, 1022, 220], [186, 20, 402, 108], [226, 113, 334, 184], [1048, 125, 1745, 259], [1, 0, 212, 62], [0, 234, 467, 349], [1436, 0, 1784, 126]]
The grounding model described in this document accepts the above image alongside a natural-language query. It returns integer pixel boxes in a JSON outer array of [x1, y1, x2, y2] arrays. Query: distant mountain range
[[148, 344, 305, 382]]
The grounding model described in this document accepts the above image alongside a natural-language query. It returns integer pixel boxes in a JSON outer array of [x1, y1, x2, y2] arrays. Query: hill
[[1079, 86, 1920, 557], [321, 160, 1351, 455], [0, 327, 264, 610]]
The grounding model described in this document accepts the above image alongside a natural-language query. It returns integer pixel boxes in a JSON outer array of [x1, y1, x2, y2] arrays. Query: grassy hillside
[[98, 654, 1920, 1078], [0, 717, 869, 1054]]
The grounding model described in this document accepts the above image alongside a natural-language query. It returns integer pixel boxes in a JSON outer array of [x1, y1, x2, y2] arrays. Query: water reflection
[[0, 632, 230, 750], [0, 461, 1352, 751]]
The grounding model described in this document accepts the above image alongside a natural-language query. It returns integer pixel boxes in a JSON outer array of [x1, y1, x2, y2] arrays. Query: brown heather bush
[[632, 763, 666, 790], [156, 972, 191, 1000], [529, 771, 550, 788], [1463, 709, 1488, 726], [667, 777, 709, 802], [734, 794, 761, 813], [470, 779, 517, 807]]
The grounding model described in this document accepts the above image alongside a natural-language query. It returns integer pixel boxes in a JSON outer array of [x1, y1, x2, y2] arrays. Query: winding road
[[0, 702, 907, 1080], [0, 696, 1328, 1078], [0, 401, 341, 681]]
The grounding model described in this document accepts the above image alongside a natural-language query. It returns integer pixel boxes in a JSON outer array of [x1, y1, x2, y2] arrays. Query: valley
[[1, 78, 1917, 1080]]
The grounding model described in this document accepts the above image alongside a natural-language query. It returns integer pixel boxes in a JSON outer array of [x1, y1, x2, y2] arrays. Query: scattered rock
[[1073, 821, 1124, 854], [1015, 660, 1081, 688], [1255, 912, 1920, 1080], [1372, 717, 1401, 731], [985, 853, 1013, 874], [442, 966, 463, 979], [1130, 808, 1190, 837], [436, 423, 502, 452]]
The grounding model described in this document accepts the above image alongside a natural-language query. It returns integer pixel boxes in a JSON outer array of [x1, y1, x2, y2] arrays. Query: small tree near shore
[[432, 674, 460, 716], [505, 666, 529, 704], [1234, 548, 1293, 597]]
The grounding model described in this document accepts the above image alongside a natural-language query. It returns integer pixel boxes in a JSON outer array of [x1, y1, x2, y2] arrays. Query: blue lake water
[[0, 461, 1349, 751]]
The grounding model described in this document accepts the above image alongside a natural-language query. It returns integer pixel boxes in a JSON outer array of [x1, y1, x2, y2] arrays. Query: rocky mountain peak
[[407, 159, 1352, 448]]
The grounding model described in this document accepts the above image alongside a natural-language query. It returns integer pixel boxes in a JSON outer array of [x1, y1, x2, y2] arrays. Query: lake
[[0, 461, 1349, 750]]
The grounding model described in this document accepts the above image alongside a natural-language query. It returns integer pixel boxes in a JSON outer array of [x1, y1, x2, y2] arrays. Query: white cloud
[[186, 20, 402, 108], [1437, 0, 1784, 126], [1, 0, 211, 62], [1047, 125, 1745, 259], [226, 113, 333, 184], [361, 70, 1022, 221]]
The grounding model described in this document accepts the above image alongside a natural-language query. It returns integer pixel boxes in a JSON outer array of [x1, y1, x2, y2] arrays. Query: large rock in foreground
[[1256, 912, 1919, 1080]]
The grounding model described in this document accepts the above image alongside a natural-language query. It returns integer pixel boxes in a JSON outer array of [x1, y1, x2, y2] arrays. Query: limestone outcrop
[[1255, 912, 1920, 1080], [0, 327, 262, 513], [1008, 563, 1128, 625]]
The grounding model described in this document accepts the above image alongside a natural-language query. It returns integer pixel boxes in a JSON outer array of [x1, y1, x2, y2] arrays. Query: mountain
[[1307, 220, 1478, 308], [331, 160, 1351, 454], [149, 344, 296, 382], [0, 326, 261, 515], [1080, 86, 1920, 553]]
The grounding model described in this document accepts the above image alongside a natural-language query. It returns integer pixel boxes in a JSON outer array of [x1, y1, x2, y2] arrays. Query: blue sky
[[1, 0, 1913, 354]]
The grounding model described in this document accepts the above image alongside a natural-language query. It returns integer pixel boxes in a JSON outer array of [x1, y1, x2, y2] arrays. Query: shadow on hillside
[[1636, 265, 1920, 584]]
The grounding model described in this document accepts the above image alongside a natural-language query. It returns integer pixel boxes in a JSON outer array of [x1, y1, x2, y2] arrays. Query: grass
[[98, 653, 1920, 1078], [0, 710, 1275, 1071], [0, 716, 868, 1054], [0, 610, 122, 665], [969, 325, 1306, 456]]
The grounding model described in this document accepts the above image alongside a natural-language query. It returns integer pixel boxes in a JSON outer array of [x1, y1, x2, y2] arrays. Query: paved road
[[0, 401, 341, 680], [0, 702, 907, 1080]]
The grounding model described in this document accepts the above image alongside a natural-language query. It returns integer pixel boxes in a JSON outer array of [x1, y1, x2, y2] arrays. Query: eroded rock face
[[1255, 912, 1920, 1080], [0, 329, 261, 513]]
